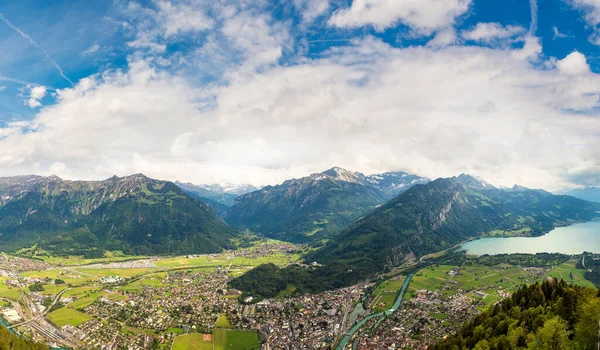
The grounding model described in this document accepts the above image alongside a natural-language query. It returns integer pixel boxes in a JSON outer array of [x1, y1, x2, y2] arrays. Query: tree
[[528, 317, 571, 350], [574, 298, 600, 350]]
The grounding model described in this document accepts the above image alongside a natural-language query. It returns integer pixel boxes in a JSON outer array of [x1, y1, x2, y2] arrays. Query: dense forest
[[432, 278, 600, 350], [228, 262, 364, 299], [0, 326, 48, 350], [427, 250, 571, 268]]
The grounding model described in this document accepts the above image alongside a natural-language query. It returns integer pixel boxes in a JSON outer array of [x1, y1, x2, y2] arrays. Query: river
[[461, 221, 600, 255], [336, 272, 415, 350]]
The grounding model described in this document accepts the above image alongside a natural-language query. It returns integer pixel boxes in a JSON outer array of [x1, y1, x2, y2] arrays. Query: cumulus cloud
[[24, 85, 47, 108], [122, 0, 214, 53], [557, 51, 591, 75], [221, 11, 291, 68], [1, 0, 600, 191], [1, 37, 600, 190], [462, 22, 527, 43], [328, 0, 472, 34]]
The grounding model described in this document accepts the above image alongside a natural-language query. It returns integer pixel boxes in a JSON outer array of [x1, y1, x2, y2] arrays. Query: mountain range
[[0, 174, 237, 257], [307, 174, 600, 278], [564, 187, 600, 203], [223, 167, 429, 242], [174, 181, 259, 207], [230, 174, 600, 297]]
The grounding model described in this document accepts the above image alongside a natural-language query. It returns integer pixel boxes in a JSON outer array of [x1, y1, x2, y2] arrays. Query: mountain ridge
[[223, 167, 429, 242], [0, 174, 238, 256]]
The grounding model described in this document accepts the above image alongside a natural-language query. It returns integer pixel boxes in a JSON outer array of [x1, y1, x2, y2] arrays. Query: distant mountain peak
[[320, 167, 364, 183], [455, 173, 495, 190]]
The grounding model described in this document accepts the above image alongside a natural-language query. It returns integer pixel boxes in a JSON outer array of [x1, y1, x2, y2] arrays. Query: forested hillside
[[432, 278, 600, 350], [0, 174, 238, 256]]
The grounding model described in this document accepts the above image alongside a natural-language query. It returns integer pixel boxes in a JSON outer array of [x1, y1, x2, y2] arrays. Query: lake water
[[460, 221, 600, 255]]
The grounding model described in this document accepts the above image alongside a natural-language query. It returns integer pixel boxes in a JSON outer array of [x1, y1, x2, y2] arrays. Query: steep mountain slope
[[307, 175, 600, 278], [565, 187, 600, 203], [224, 168, 388, 242], [182, 191, 230, 217], [0, 175, 237, 256]]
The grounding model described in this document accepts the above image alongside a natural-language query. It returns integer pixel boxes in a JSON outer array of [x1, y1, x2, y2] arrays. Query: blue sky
[[0, 0, 599, 190]]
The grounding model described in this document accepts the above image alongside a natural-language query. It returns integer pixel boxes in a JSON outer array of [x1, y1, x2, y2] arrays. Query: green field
[[74, 268, 152, 278], [406, 264, 547, 309], [21, 269, 98, 286], [547, 262, 595, 288], [48, 307, 92, 327], [370, 276, 405, 312], [0, 278, 23, 300], [68, 291, 104, 309], [213, 329, 260, 350], [155, 253, 298, 269], [215, 314, 235, 329], [172, 333, 213, 350], [173, 330, 260, 350]]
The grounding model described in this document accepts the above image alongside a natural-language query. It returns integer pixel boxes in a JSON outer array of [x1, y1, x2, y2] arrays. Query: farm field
[[48, 307, 92, 327], [68, 291, 104, 309], [370, 276, 405, 312], [215, 314, 235, 329], [74, 268, 152, 278], [172, 333, 213, 350], [0, 278, 22, 300], [155, 252, 298, 269], [213, 329, 260, 350], [547, 262, 595, 288], [405, 264, 550, 309]]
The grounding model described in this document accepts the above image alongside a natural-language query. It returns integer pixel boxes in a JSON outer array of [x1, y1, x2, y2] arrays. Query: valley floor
[[0, 245, 594, 350]]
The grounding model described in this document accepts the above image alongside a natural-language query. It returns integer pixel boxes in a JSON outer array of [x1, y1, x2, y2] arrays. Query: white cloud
[[122, 0, 214, 53], [568, 0, 600, 44], [328, 0, 472, 34], [155, 0, 214, 37], [0, 85, 6, 92], [293, 0, 330, 23], [462, 22, 527, 43], [2, 37, 600, 191], [24, 85, 47, 108], [30, 86, 47, 100], [557, 51, 591, 75], [427, 28, 457, 47], [221, 11, 291, 68], [82, 44, 100, 55], [553, 26, 569, 39]]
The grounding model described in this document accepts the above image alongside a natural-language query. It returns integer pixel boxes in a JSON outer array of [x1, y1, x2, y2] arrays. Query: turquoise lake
[[460, 221, 600, 255]]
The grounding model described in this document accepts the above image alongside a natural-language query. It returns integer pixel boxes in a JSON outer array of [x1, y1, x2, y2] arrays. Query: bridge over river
[[336, 271, 416, 350]]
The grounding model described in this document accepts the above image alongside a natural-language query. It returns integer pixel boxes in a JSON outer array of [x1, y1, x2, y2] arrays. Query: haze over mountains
[[564, 187, 600, 203]]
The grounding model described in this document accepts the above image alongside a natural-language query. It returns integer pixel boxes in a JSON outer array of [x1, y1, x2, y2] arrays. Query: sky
[[0, 0, 600, 191]]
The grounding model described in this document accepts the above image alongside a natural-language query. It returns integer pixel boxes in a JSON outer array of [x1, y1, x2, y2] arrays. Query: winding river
[[336, 272, 415, 350]]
